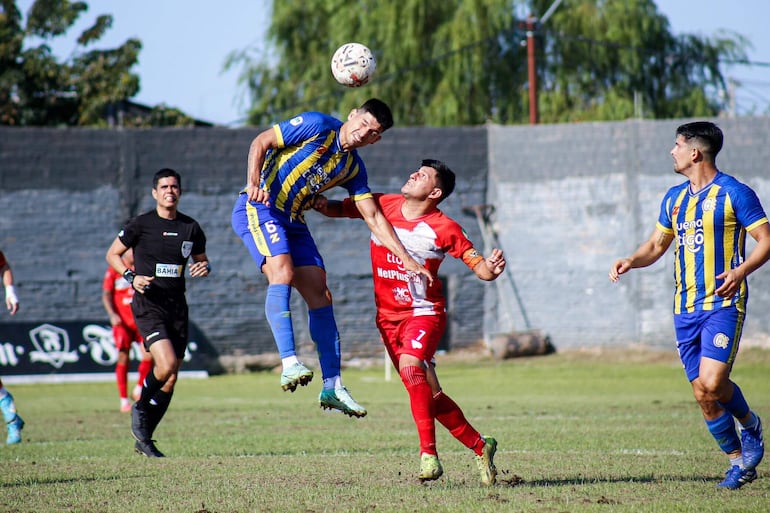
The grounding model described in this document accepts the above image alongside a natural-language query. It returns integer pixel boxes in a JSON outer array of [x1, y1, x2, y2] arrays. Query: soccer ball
[[331, 43, 376, 87]]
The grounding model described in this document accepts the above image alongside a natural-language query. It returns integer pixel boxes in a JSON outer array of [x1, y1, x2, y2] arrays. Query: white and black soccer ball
[[331, 43, 376, 87]]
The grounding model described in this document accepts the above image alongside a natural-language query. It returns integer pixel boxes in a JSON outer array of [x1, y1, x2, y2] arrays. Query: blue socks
[[719, 382, 750, 420], [265, 284, 295, 358], [308, 305, 341, 380], [266, 286, 341, 380], [706, 410, 741, 454]]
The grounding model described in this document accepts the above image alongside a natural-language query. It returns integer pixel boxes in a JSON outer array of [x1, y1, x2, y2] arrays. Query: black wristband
[[123, 269, 136, 283]]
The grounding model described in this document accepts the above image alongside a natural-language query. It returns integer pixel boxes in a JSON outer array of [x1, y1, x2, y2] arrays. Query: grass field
[[2, 347, 769, 512]]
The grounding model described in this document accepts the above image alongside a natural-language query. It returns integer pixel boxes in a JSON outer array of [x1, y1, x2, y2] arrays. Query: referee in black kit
[[106, 168, 210, 457]]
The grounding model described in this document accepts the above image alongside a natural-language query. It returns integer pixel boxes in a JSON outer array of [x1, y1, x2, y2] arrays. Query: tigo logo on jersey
[[676, 219, 704, 254]]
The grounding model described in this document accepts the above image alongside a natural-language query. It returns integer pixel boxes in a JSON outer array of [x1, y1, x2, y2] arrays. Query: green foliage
[[124, 104, 195, 128], [229, 0, 748, 126], [0, 0, 193, 127], [535, 0, 748, 122], [3, 350, 770, 512]]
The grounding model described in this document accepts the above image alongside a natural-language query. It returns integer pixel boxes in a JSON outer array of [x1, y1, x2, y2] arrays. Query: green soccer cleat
[[318, 387, 367, 418], [280, 362, 314, 392], [475, 436, 498, 485], [418, 453, 444, 482]]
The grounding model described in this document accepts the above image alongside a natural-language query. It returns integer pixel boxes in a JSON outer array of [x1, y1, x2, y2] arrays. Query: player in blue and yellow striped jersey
[[232, 99, 431, 419], [610, 121, 770, 489]]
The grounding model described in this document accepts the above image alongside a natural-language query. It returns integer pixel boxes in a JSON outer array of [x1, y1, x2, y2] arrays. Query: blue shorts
[[231, 193, 325, 270], [674, 306, 744, 382]]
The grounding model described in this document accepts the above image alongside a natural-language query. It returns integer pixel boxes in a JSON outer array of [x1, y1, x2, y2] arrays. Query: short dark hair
[[359, 98, 393, 132], [153, 168, 182, 189], [422, 159, 455, 203], [676, 121, 723, 161]]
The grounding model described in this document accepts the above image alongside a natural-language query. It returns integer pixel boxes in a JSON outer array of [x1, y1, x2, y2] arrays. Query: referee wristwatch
[[123, 269, 136, 284]]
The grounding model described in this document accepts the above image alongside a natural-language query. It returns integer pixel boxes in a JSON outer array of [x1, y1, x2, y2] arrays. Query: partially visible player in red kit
[[315, 159, 505, 485], [102, 248, 153, 412]]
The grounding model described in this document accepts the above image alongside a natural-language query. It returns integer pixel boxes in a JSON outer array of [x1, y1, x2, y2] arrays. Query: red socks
[[137, 358, 153, 389], [115, 362, 128, 399], [400, 365, 484, 457], [400, 365, 436, 455], [433, 390, 483, 456]]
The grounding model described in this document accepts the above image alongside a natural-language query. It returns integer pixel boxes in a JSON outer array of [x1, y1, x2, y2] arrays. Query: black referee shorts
[[131, 292, 189, 359]]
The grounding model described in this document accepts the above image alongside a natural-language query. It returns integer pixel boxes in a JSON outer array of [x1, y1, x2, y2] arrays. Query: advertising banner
[[0, 320, 216, 384]]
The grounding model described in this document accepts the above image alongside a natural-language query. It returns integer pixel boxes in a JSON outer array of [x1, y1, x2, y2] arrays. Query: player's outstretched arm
[[311, 195, 345, 218], [609, 228, 673, 282], [471, 248, 506, 281], [354, 197, 433, 285]]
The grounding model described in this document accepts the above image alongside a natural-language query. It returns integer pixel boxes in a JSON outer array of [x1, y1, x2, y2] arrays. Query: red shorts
[[112, 323, 142, 351], [376, 314, 445, 366]]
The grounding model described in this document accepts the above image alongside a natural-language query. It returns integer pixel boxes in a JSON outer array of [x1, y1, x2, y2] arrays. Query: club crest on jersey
[[713, 333, 730, 349], [181, 241, 193, 258], [702, 197, 717, 212]]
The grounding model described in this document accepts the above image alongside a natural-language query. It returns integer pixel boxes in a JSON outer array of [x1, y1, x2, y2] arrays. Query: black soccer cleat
[[134, 439, 165, 458], [131, 403, 151, 442]]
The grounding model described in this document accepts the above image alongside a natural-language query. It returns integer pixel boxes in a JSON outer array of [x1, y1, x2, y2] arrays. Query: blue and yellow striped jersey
[[656, 172, 768, 314], [257, 111, 372, 222]]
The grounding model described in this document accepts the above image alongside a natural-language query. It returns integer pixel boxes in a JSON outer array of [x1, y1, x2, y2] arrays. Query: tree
[[0, 0, 194, 127], [228, 0, 748, 126], [533, 0, 749, 122]]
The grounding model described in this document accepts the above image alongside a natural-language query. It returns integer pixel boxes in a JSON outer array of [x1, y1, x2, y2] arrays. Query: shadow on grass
[[1, 472, 147, 489], [499, 473, 713, 487]]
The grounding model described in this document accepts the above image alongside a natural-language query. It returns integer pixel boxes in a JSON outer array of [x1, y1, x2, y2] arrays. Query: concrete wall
[[489, 117, 770, 349], [2, 117, 770, 361]]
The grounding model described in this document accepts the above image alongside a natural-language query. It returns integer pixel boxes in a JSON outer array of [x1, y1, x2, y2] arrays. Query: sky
[[14, 0, 770, 126]]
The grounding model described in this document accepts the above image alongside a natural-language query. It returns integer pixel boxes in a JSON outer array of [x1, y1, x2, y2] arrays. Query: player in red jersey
[[314, 159, 505, 485], [102, 248, 153, 412]]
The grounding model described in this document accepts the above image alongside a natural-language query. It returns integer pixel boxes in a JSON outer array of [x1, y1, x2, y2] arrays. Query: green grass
[[2, 348, 770, 512]]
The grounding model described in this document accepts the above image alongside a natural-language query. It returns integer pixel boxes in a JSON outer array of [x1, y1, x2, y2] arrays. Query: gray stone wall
[[489, 117, 770, 349], [3, 117, 770, 361]]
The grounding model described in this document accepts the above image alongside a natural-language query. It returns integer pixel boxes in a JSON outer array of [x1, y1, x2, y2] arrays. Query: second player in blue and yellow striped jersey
[[656, 171, 768, 314], [610, 121, 770, 489]]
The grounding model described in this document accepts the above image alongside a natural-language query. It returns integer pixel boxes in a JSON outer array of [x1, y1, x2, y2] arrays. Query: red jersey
[[341, 194, 478, 319], [102, 267, 137, 328]]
